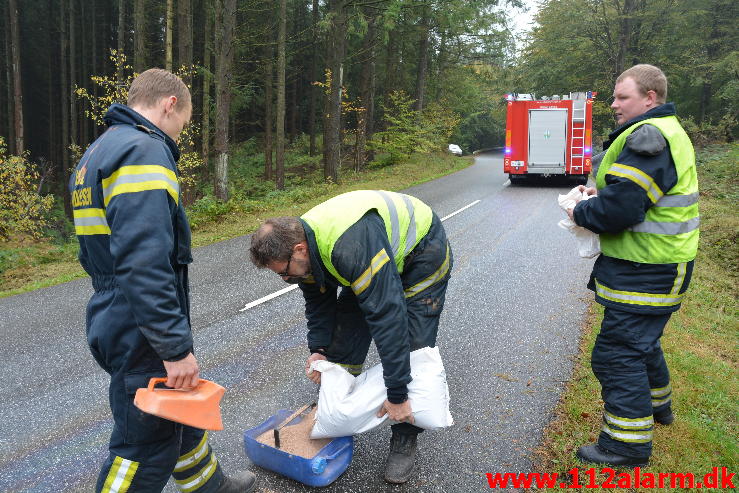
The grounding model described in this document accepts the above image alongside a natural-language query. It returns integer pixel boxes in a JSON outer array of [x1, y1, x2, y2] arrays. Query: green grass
[[534, 143, 739, 489], [0, 150, 472, 297]]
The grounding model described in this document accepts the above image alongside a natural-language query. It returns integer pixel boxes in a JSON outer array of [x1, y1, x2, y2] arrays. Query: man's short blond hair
[[128, 68, 191, 110], [617, 64, 667, 104]]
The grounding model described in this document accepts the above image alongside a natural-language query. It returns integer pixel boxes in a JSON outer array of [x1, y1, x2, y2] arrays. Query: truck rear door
[[527, 109, 568, 174]]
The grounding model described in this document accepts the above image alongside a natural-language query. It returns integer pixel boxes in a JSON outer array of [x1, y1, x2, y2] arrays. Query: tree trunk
[[275, 0, 287, 190], [117, 0, 125, 83], [614, 0, 636, 79], [355, 12, 377, 171], [202, 0, 212, 168], [165, 0, 174, 71], [307, 0, 319, 156], [134, 0, 146, 72], [264, 51, 273, 180], [8, 0, 24, 154], [214, 0, 236, 201], [60, 2, 71, 215], [323, 0, 346, 183], [178, 0, 192, 81], [414, 9, 431, 113], [69, 0, 78, 149], [4, 1, 15, 154]]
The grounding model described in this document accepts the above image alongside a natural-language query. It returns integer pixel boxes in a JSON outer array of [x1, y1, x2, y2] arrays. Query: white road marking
[[239, 199, 481, 311]]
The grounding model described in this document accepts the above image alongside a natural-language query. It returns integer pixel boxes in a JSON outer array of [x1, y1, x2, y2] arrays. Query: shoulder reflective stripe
[[102, 456, 139, 493], [654, 192, 699, 207], [175, 431, 209, 472], [608, 163, 664, 203], [602, 424, 653, 443], [351, 249, 391, 296], [404, 244, 450, 299], [400, 193, 418, 257], [73, 208, 111, 235], [175, 454, 218, 492], [376, 191, 400, 257], [651, 383, 672, 397], [604, 411, 654, 429], [595, 280, 683, 306], [671, 263, 686, 295], [629, 216, 700, 235], [102, 165, 179, 206]]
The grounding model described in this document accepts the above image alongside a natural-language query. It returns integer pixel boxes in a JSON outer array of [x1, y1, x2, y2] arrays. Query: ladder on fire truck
[[570, 92, 587, 174]]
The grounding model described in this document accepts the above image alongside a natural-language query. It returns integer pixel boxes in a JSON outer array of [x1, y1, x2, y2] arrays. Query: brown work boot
[[384, 429, 418, 484], [216, 470, 257, 493]]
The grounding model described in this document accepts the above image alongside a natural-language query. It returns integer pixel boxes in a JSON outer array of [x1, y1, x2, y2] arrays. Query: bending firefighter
[[249, 190, 453, 484], [568, 64, 698, 467], [70, 69, 256, 492]]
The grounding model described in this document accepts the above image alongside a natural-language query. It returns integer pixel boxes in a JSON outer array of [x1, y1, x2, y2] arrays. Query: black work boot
[[654, 408, 674, 425], [576, 444, 649, 468], [216, 471, 257, 493], [384, 429, 418, 484]]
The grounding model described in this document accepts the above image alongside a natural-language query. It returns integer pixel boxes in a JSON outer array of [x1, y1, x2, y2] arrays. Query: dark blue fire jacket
[[70, 103, 193, 374]]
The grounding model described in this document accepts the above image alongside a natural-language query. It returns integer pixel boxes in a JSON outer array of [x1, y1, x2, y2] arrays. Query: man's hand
[[578, 185, 597, 197], [305, 352, 327, 384], [568, 185, 598, 220], [163, 353, 200, 390], [377, 399, 414, 424]]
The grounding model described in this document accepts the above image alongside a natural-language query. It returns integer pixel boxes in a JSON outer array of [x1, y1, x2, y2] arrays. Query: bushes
[[0, 137, 54, 240]]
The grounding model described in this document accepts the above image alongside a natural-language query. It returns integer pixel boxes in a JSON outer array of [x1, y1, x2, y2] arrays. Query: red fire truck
[[503, 91, 596, 184]]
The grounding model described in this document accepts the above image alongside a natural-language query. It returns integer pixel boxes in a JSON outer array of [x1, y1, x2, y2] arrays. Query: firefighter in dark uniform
[[70, 69, 256, 492], [249, 190, 453, 484], [567, 64, 699, 466]]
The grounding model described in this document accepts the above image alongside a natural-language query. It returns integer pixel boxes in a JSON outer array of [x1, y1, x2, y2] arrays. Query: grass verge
[[531, 143, 738, 489], [0, 152, 472, 297]]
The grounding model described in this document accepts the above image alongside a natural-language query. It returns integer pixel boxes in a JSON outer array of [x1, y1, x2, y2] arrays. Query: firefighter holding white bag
[[249, 190, 453, 484]]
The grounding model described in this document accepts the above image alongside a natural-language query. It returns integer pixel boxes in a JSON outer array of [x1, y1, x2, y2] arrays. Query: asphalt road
[[0, 153, 595, 492]]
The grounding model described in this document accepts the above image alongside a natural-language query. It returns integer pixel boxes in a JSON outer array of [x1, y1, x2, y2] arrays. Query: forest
[[0, 0, 736, 242]]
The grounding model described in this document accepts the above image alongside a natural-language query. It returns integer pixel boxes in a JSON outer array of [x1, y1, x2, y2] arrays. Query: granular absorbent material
[[257, 408, 331, 458]]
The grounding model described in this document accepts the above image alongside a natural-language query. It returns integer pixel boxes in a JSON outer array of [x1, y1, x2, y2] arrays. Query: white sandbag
[[310, 346, 454, 439], [558, 186, 601, 258]]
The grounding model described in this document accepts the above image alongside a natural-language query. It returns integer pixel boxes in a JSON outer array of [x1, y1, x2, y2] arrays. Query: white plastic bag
[[310, 347, 454, 439], [558, 187, 601, 258]]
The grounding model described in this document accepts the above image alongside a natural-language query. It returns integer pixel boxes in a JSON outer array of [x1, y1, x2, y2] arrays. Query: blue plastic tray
[[243, 409, 353, 487]]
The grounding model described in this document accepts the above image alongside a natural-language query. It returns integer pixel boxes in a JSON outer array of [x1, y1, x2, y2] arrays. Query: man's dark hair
[[250, 217, 306, 267]]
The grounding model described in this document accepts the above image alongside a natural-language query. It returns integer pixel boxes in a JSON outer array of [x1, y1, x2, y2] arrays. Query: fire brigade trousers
[[591, 307, 672, 458], [322, 229, 452, 436], [96, 368, 225, 492]]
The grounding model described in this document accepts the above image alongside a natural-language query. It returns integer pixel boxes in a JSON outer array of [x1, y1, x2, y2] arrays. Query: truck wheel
[[571, 174, 588, 185]]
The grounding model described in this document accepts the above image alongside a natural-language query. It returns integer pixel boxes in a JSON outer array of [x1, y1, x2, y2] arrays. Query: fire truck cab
[[503, 91, 595, 185]]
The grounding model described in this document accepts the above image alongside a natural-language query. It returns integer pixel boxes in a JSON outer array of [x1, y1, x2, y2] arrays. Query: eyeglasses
[[277, 254, 292, 277]]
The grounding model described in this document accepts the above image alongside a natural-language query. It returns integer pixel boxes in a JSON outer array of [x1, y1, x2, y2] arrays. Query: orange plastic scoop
[[134, 378, 226, 430]]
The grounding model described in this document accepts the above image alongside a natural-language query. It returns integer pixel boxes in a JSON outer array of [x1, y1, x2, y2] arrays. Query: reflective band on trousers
[[101, 456, 139, 493], [595, 280, 683, 306], [175, 454, 218, 492], [175, 432, 209, 472], [653, 192, 699, 207], [651, 383, 672, 397], [602, 424, 653, 443], [404, 244, 451, 298], [604, 411, 653, 429], [629, 216, 700, 235]]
